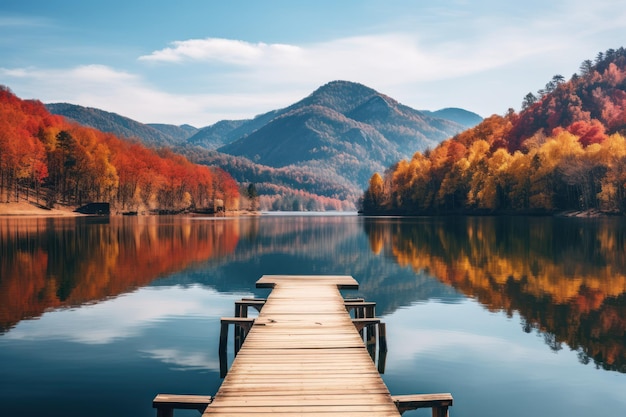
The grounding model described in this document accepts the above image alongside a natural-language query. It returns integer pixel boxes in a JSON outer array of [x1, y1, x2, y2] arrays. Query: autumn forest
[[363, 48, 626, 215], [0, 87, 240, 213], [3, 48, 626, 215]]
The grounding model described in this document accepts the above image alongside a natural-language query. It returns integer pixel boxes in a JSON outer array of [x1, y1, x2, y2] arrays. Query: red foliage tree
[[566, 119, 607, 147], [0, 85, 239, 212]]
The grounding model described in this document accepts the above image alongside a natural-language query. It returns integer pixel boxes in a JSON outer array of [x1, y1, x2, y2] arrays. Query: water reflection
[[362, 216, 626, 373], [5, 285, 232, 346], [2, 214, 625, 374], [0, 216, 240, 333], [1, 214, 625, 417]]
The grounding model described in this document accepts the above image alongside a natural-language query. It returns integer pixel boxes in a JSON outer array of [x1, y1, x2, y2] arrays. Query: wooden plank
[[256, 274, 359, 289], [391, 393, 453, 406], [203, 275, 400, 417], [216, 388, 392, 396], [205, 412, 400, 417], [206, 405, 400, 412], [153, 394, 213, 408], [153, 394, 213, 417]]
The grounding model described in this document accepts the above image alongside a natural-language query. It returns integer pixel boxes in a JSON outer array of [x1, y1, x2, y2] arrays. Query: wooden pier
[[154, 275, 452, 417]]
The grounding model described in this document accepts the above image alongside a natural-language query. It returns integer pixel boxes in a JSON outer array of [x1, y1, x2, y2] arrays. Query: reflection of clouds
[[389, 327, 532, 363], [141, 349, 219, 371], [385, 298, 626, 407], [5, 285, 250, 344], [386, 299, 552, 364]]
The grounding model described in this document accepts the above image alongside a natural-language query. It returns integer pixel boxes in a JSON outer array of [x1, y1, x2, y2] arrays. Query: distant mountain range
[[46, 102, 199, 146], [47, 80, 481, 208]]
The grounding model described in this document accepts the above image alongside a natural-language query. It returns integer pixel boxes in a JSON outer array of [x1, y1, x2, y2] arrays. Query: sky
[[1, 0, 625, 127]]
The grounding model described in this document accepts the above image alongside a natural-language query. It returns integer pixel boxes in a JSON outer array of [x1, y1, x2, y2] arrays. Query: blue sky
[[1, 0, 624, 126]]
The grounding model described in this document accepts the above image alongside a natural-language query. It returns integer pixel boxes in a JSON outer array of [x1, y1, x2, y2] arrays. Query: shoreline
[[0, 201, 83, 217], [4, 200, 616, 219], [0, 201, 262, 218]]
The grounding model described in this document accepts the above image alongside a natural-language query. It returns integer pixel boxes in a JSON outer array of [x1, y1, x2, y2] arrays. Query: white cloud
[[1, 64, 298, 126], [0, 64, 137, 90], [139, 38, 302, 65], [138, 32, 557, 87], [141, 348, 220, 371], [5, 285, 246, 345], [129, 27, 578, 121], [3, 1, 626, 126]]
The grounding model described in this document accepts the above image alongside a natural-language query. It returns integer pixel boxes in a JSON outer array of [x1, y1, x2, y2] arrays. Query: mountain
[[148, 123, 199, 143], [361, 47, 626, 215], [217, 81, 469, 159], [45, 103, 195, 147], [420, 107, 483, 128], [187, 119, 248, 149], [220, 105, 398, 167], [47, 80, 481, 209], [216, 81, 472, 190]]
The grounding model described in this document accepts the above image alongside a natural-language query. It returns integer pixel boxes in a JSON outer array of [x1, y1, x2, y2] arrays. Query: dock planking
[[202, 275, 401, 416]]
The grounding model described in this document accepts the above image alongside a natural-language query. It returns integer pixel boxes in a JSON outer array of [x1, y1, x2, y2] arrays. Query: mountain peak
[[299, 80, 380, 114], [46, 80, 483, 208], [349, 94, 397, 118], [421, 107, 483, 128]]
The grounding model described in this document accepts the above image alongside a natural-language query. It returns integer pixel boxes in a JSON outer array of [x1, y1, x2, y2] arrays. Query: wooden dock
[[154, 275, 452, 417]]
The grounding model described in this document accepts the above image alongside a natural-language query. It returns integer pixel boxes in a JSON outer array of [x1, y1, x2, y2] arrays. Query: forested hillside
[[0, 87, 239, 213], [45, 103, 195, 147], [181, 147, 357, 210], [47, 81, 481, 210], [363, 47, 626, 215], [217, 81, 475, 193]]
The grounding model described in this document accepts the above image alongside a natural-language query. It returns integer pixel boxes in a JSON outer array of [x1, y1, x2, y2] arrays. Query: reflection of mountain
[[157, 216, 461, 312], [0, 216, 239, 332], [362, 216, 626, 373], [2, 215, 461, 333]]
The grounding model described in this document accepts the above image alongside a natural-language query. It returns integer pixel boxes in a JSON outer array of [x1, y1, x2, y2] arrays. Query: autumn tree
[[597, 133, 626, 212], [363, 48, 626, 216], [522, 92, 538, 110], [362, 172, 386, 213], [0, 86, 239, 213]]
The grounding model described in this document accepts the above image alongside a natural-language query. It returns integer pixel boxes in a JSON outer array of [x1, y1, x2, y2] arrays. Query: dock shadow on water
[[0, 214, 625, 417]]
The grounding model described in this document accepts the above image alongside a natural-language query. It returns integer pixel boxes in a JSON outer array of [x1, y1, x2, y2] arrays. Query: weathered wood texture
[[153, 394, 213, 417], [392, 393, 453, 416], [203, 275, 401, 416]]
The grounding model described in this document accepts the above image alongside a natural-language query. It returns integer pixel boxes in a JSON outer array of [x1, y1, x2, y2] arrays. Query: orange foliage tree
[[0, 86, 239, 212], [362, 47, 626, 215]]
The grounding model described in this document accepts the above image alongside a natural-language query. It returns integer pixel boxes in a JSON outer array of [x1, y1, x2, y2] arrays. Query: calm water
[[0, 214, 625, 417]]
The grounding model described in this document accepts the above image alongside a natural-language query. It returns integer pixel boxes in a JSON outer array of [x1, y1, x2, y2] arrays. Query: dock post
[[378, 347, 387, 374], [379, 322, 388, 352], [219, 318, 254, 358], [218, 321, 229, 355], [160, 276, 454, 416], [377, 322, 388, 373], [218, 320, 229, 378], [366, 323, 377, 360]]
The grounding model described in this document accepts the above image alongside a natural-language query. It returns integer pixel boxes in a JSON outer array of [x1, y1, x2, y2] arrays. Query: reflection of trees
[[177, 216, 459, 313], [363, 216, 626, 373], [0, 216, 240, 332]]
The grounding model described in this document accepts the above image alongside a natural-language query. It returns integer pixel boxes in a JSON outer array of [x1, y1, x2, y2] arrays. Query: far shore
[[0, 201, 83, 217], [0, 201, 262, 218], [2, 200, 617, 219]]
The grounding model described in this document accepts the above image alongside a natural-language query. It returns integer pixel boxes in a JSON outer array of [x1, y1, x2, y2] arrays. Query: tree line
[[0, 87, 239, 212], [363, 47, 626, 215]]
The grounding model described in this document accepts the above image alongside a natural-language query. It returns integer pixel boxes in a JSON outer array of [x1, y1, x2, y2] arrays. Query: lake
[[1, 213, 625, 417]]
